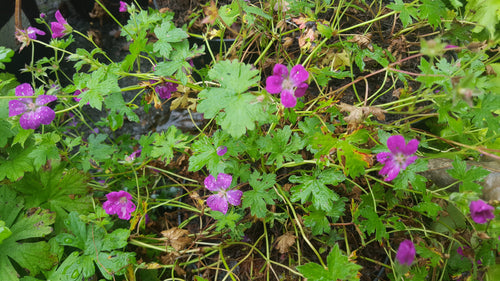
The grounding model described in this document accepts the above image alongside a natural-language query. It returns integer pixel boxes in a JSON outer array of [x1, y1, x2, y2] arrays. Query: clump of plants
[[1, 0, 499, 280]]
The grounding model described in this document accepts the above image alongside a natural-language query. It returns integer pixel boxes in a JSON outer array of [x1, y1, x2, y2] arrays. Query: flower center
[[394, 153, 406, 167], [282, 78, 295, 90], [119, 197, 128, 204], [27, 102, 37, 111]]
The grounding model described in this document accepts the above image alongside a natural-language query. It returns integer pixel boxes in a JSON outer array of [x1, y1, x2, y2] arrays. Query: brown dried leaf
[[349, 34, 373, 51], [201, 1, 218, 25], [161, 227, 192, 251], [338, 103, 386, 126], [275, 232, 296, 254]]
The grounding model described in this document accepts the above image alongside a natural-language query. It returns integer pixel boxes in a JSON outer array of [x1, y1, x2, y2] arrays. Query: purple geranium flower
[[396, 240, 416, 266], [204, 173, 242, 214], [376, 135, 419, 181], [154, 81, 177, 99], [103, 190, 136, 220], [26, 27, 46, 39], [119, 1, 128, 12], [265, 64, 309, 108], [216, 146, 227, 156], [469, 199, 495, 224], [125, 149, 142, 162], [50, 10, 71, 38], [9, 83, 57, 130]]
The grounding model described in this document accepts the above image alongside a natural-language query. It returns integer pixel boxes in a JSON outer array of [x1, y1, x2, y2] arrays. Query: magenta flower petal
[[55, 10, 68, 25], [281, 89, 297, 108], [469, 199, 495, 224], [265, 76, 284, 94], [265, 63, 309, 108], [377, 135, 419, 181], [402, 139, 419, 155], [382, 164, 400, 182], [226, 190, 243, 206], [204, 175, 218, 192], [36, 95, 57, 106], [376, 151, 392, 164], [403, 155, 418, 169], [272, 64, 289, 79], [217, 173, 232, 190], [34, 106, 56, 125], [207, 194, 229, 214], [51, 10, 70, 38], [8, 100, 28, 117], [50, 22, 65, 38], [289, 64, 309, 84], [396, 240, 416, 266], [119, 1, 128, 12], [294, 82, 308, 98], [26, 27, 45, 39], [204, 173, 241, 214], [19, 111, 41, 130], [16, 83, 34, 97], [387, 135, 406, 154], [216, 146, 228, 156], [155, 81, 177, 99], [103, 191, 136, 220]]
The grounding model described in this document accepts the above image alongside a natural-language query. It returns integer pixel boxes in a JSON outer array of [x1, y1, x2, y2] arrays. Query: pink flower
[[9, 83, 57, 130], [396, 240, 416, 266], [216, 146, 227, 156], [469, 199, 495, 224], [125, 149, 142, 162], [15, 27, 45, 50], [155, 81, 177, 99], [103, 191, 136, 220], [265, 64, 309, 108], [204, 173, 242, 214], [376, 135, 419, 181], [26, 27, 46, 39], [50, 10, 71, 38], [119, 1, 128, 12]]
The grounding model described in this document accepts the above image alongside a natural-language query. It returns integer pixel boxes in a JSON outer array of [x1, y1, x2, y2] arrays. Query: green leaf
[[188, 130, 236, 174], [12, 163, 92, 232], [153, 21, 188, 58], [27, 132, 61, 170], [74, 65, 121, 110], [419, 0, 447, 29], [466, 0, 500, 38], [147, 126, 188, 163], [0, 187, 57, 281], [290, 168, 345, 213], [0, 143, 35, 182], [105, 92, 139, 123], [355, 205, 388, 240], [387, 0, 418, 28], [393, 158, 428, 192], [412, 192, 442, 220], [0, 46, 14, 70], [209, 59, 260, 94], [154, 40, 205, 85], [0, 220, 12, 244], [256, 126, 305, 168], [416, 242, 442, 267], [446, 157, 490, 194], [297, 244, 362, 281], [303, 209, 331, 236], [55, 212, 135, 280], [242, 172, 277, 218], [0, 120, 16, 147], [197, 60, 268, 138]]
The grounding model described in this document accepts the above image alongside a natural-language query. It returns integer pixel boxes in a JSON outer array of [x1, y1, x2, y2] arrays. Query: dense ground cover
[[0, 0, 499, 280]]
